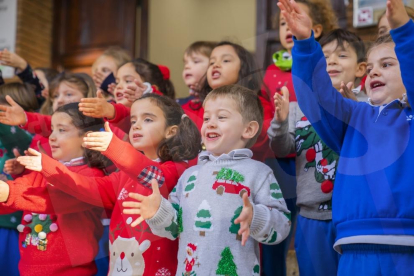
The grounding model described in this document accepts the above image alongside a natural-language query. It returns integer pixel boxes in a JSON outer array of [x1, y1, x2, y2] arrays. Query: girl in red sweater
[[16, 94, 202, 276], [0, 103, 111, 275]]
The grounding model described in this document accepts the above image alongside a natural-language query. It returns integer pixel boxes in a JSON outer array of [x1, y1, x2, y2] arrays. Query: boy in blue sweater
[[278, 0, 414, 274]]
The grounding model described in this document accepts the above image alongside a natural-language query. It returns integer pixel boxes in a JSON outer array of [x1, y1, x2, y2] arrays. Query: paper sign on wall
[[0, 0, 17, 78]]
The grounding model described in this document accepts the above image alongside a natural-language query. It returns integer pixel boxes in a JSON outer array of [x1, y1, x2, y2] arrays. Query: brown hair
[[34, 67, 59, 85], [0, 83, 39, 111], [367, 33, 394, 58], [130, 58, 176, 99], [185, 41, 217, 58], [378, 7, 414, 36], [98, 46, 131, 69], [55, 102, 112, 169], [204, 84, 263, 148], [40, 72, 97, 115], [274, 0, 337, 40], [134, 93, 201, 162]]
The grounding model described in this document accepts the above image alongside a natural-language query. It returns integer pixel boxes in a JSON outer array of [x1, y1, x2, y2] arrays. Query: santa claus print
[[184, 243, 199, 276]]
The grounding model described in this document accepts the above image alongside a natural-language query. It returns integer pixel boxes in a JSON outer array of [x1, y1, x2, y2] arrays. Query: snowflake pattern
[[155, 267, 171, 276], [10, 126, 16, 134], [117, 188, 129, 200]]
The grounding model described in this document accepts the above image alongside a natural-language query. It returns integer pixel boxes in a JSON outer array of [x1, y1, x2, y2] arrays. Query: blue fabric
[[176, 95, 195, 106], [291, 20, 414, 242], [94, 225, 109, 276], [0, 228, 20, 276], [338, 244, 414, 276], [295, 215, 339, 276], [261, 157, 297, 276]]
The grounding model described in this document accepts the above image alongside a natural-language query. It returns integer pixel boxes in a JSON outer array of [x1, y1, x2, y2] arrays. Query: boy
[[124, 84, 291, 275], [279, 0, 414, 274], [267, 29, 366, 276]]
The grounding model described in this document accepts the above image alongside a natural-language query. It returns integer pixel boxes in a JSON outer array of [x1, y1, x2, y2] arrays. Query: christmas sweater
[[39, 134, 188, 276], [0, 160, 105, 276], [291, 20, 414, 250], [267, 102, 339, 220], [16, 64, 45, 106], [147, 149, 291, 276]]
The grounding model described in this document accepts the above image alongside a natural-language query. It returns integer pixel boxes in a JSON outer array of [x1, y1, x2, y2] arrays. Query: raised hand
[[386, 0, 410, 30], [0, 49, 27, 71], [3, 149, 25, 175], [234, 193, 253, 246], [274, 86, 290, 123], [83, 121, 113, 152], [108, 83, 117, 95], [122, 179, 162, 227], [79, 90, 115, 119], [339, 81, 357, 101], [0, 180, 10, 203], [93, 71, 106, 89], [124, 79, 148, 102], [277, 0, 312, 40], [0, 96, 27, 126], [16, 148, 42, 172]]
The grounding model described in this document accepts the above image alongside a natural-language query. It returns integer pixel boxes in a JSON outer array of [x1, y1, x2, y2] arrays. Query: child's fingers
[[79, 107, 98, 113], [80, 98, 100, 104], [126, 85, 138, 91], [128, 192, 146, 202], [122, 201, 141, 208], [131, 217, 144, 227], [83, 141, 105, 148], [86, 132, 110, 138], [122, 208, 141, 215], [241, 230, 250, 246]]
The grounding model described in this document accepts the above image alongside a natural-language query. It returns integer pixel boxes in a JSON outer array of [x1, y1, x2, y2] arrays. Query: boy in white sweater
[[123, 84, 291, 275]]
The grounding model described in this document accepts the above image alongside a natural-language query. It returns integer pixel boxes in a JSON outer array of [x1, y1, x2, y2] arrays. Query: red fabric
[[1, 165, 105, 276], [182, 101, 204, 131], [158, 65, 170, 80], [22, 112, 52, 138], [40, 135, 187, 276], [30, 134, 51, 156]]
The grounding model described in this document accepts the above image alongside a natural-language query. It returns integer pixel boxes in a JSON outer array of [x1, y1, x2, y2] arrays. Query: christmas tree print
[[169, 186, 177, 200], [193, 200, 213, 236], [229, 206, 243, 241], [270, 182, 283, 200], [212, 168, 250, 197], [295, 117, 339, 198], [183, 171, 197, 197], [252, 262, 260, 276], [261, 228, 277, 244], [17, 213, 58, 251], [216, 247, 238, 276], [164, 203, 183, 238]]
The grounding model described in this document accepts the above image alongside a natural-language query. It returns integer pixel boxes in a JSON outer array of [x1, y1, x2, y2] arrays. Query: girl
[[0, 83, 37, 276], [17, 94, 202, 276], [377, 5, 414, 37], [280, 0, 414, 274], [0, 103, 109, 275]]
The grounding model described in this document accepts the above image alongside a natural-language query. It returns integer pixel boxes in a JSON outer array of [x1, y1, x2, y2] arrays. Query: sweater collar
[[198, 149, 253, 163], [59, 157, 85, 167]]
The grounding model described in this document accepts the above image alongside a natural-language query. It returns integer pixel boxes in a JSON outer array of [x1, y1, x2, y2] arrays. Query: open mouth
[[185, 73, 193, 79], [328, 70, 341, 76], [206, 132, 220, 140], [132, 133, 143, 139], [211, 70, 221, 80], [50, 145, 59, 151], [370, 81, 385, 89], [116, 92, 124, 99], [286, 34, 293, 42]]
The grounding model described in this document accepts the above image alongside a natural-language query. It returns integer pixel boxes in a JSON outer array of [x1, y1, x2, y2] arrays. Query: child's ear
[[242, 121, 260, 140], [355, 62, 367, 78], [165, 125, 178, 139], [312, 24, 323, 39]]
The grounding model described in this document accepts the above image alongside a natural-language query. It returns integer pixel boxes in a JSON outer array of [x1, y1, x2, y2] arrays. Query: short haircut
[[319, 29, 366, 63], [184, 41, 217, 58], [203, 84, 263, 148]]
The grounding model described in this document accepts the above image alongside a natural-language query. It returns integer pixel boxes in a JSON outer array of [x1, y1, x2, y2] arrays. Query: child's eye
[[382, 62, 391, 68], [59, 128, 65, 133], [66, 93, 72, 97], [223, 59, 230, 63], [144, 118, 153, 123], [280, 22, 286, 26], [339, 54, 348, 58], [218, 116, 226, 120], [203, 117, 209, 122], [366, 68, 372, 74], [130, 120, 136, 124], [324, 55, 329, 59]]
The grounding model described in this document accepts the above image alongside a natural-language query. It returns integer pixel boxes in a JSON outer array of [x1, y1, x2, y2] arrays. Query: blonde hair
[[97, 46, 131, 69], [184, 41, 217, 58], [0, 83, 39, 111]]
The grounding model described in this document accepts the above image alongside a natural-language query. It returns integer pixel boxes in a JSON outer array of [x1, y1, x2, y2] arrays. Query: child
[[34, 68, 59, 100], [16, 94, 201, 275], [377, 5, 414, 37], [123, 85, 291, 275], [180, 41, 216, 129], [279, 0, 414, 274], [0, 103, 109, 275], [267, 29, 366, 276]]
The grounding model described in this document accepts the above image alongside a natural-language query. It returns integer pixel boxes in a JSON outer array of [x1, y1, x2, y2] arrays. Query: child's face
[[378, 15, 390, 37], [52, 81, 84, 112], [49, 112, 85, 162], [115, 63, 144, 107], [365, 44, 405, 105], [323, 40, 365, 90], [279, 14, 294, 52], [92, 56, 118, 77], [129, 98, 171, 160], [207, 45, 241, 89], [201, 96, 249, 156], [182, 52, 210, 89]]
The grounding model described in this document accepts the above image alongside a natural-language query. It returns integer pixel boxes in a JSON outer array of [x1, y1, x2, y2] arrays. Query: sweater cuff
[[147, 197, 174, 228], [293, 31, 318, 55], [267, 117, 289, 139], [250, 204, 269, 237], [390, 19, 414, 43]]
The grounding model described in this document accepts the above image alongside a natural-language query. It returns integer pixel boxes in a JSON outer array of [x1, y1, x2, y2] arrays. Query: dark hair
[[0, 83, 39, 112], [129, 58, 176, 99], [185, 41, 217, 58], [204, 84, 263, 148], [54, 102, 112, 169], [34, 68, 59, 84], [134, 94, 201, 162], [199, 41, 264, 101], [319, 29, 366, 63]]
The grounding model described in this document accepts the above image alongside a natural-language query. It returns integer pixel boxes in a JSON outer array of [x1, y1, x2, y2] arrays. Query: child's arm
[[388, 0, 414, 106], [17, 149, 119, 209], [123, 178, 182, 240], [278, 0, 358, 153], [268, 87, 297, 157]]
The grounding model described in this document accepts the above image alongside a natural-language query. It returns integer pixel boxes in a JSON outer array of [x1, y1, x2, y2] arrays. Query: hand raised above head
[[277, 0, 313, 40], [386, 0, 411, 30]]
